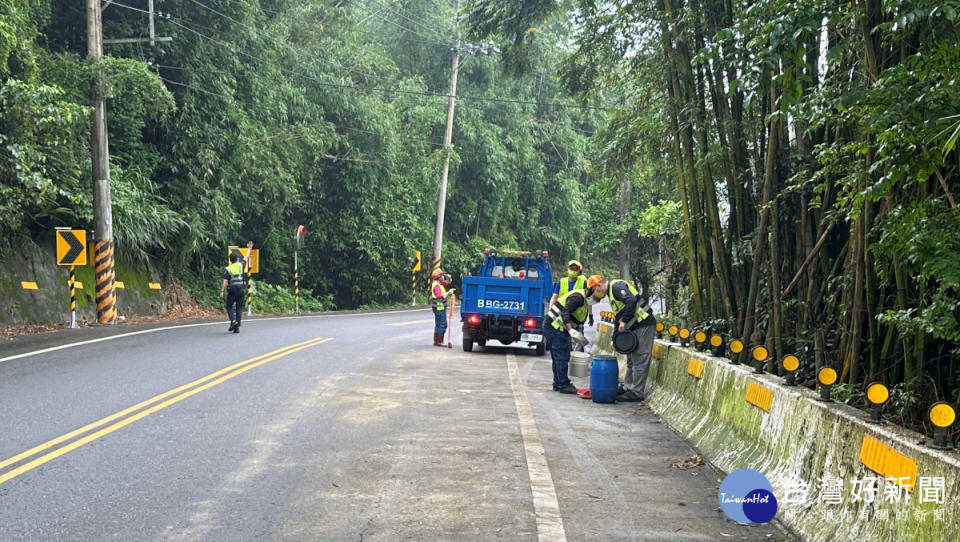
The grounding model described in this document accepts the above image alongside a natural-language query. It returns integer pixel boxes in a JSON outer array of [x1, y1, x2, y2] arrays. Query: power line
[[157, 71, 443, 161], [182, 0, 398, 88], [158, 15, 604, 112], [380, 5, 450, 42], [107, 1, 151, 15]]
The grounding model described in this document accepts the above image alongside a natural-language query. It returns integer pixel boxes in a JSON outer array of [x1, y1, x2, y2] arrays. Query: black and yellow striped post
[[94, 239, 116, 324], [294, 267, 299, 314], [69, 265, 77, 329], [411, 250, 422, 306]]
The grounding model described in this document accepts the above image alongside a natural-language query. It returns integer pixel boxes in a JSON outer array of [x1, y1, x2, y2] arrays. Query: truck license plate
[[521, 333, 543, 342]]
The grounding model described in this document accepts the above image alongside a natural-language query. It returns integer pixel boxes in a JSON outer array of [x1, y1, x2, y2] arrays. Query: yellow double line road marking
[[0, 336, 332, 486]]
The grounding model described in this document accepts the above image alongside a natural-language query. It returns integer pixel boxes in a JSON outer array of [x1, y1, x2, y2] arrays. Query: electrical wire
[[183, 0, 399, 88]]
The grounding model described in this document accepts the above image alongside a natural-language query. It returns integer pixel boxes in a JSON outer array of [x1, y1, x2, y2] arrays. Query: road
[[0, 308, 789, 541]]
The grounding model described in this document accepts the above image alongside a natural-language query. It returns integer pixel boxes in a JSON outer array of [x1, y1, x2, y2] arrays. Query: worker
[[430, 268, 455, 346], [544, 278, 595, 393], [549, 261, 592, 319], [219, 252, 246, 333], [588, 276, 657, 402], [548, 260, 593, 348]]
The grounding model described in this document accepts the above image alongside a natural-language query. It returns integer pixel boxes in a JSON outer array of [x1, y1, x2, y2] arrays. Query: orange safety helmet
[[586, 274, 604, 288], [431, 268, 445, 279]]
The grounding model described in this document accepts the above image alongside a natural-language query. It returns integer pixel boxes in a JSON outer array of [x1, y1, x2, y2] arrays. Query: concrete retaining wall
[[0, 238, 166, 326], [646, 340, 960, 542]]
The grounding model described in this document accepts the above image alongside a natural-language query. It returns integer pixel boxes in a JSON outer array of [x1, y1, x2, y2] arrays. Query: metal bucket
[[569, 351, 590, 378]]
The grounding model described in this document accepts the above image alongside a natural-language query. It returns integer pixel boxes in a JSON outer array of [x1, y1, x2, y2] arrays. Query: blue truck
[[459, 249, 553, 355]]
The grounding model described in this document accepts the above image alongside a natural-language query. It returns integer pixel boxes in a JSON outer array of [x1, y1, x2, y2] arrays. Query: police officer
[[220, 252, 246, 333], [589, 276, 657, 401], [544, 280, 594, 393], [430, 268, 455, 346]]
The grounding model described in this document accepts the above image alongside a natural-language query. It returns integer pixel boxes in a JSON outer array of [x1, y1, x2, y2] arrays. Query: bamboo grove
[[468, 0, 960, 420]]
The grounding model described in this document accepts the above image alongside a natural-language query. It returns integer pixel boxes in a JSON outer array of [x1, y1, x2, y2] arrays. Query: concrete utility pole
[[431, 0, 461, 275], [87, 0, 116, 324]]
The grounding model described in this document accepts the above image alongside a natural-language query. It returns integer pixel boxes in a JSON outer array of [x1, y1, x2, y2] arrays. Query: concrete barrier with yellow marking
[[646, 339, 960, 542]]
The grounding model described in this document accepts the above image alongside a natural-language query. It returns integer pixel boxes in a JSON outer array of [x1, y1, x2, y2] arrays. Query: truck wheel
[[462, 338, 474, 352], [535, 342, 545, 356]]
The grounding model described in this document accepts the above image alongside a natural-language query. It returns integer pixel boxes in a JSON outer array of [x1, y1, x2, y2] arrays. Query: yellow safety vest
[[608, 279, 649, 324], [226, 262, 245, 288], [558, 275, 587, 298], [431, 280, 447, 310], [550, 289, 589, 329]]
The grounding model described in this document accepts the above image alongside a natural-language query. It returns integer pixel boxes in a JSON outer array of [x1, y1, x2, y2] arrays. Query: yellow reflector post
[[752, 346, 768, 362], [148, 283, 162, 290], [668, 325, 679, 336], [656, 322, 664, 332], [729, 340, 744, 354], [695, 331, 707, 343], [782, 355, 800, 372], [866, 382, 890, 405], [818, 367, 838, 386], [21, 281, 39, 290], [114, 281, 125, 289], [679, 328, 690, 339], [710, 334, 723, 347], [929, 402, 956, 428]]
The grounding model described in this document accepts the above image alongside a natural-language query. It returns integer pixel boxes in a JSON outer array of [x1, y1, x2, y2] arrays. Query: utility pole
[[431, 0, 461, 276], [87, 0, 116, 324], [103, 0, 173, 46]]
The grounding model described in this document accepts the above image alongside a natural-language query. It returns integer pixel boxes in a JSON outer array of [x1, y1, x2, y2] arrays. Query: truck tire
[[535, 342, 545, 356], [462, 337, 474, 352]]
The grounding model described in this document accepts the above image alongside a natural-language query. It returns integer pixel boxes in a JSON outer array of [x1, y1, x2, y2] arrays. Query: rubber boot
[[434, 333, 444, 346]]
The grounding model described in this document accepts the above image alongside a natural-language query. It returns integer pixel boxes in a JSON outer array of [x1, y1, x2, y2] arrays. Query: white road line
[[0, 308, 430, 365], [506, 353, 567, 542]]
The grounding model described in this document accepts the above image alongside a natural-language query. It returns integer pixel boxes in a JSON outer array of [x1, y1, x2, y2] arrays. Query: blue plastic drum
[[590, 355, 619, 403]]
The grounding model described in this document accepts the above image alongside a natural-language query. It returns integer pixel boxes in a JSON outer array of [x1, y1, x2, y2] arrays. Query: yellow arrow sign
[[56, 229, 87, 266], [227, 246, 259, 274]]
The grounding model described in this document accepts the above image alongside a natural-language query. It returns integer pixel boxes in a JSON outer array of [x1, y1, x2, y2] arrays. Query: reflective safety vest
[[430, 280, 447, 311], [226, 262, 245, 288], [608, 279, 649, 324], [558, 275, 587, 298], [548, 289, 589, 330]]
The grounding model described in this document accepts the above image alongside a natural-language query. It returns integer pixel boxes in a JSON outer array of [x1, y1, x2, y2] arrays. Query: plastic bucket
[[590, 355, 619, 403], [569, 351, 590, 378]]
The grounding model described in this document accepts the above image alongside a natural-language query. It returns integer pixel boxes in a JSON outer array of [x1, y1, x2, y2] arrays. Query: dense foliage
[[468, 0, 960, 428], [0, 0, 598, 310]]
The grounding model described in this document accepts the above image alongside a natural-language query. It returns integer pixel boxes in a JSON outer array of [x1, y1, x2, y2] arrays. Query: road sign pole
[[69, 265, 77, 329], [294, 248, 299, 314]]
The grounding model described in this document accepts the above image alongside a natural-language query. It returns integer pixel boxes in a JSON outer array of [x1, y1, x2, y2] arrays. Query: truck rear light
[[524, 318, 537, 328], [484, 248, 490, 255], [468, 314, 481, 325], [541, 251, 548, 258]]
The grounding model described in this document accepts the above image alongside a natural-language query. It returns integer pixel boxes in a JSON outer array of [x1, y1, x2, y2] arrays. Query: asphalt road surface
[[0, 308, 789, 541]]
